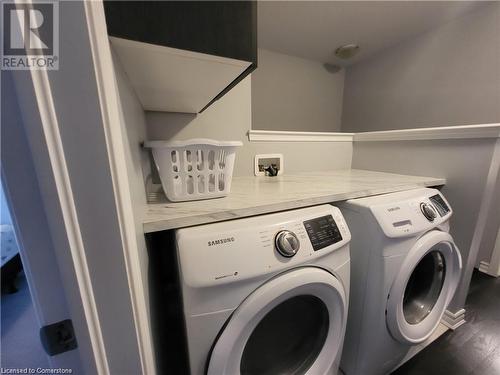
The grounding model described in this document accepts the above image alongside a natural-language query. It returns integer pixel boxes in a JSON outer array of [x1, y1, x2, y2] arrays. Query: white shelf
[[110, 37, 251, 113]]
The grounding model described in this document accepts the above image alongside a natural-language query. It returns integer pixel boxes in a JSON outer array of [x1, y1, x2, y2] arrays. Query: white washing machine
[[175, 205, 351, 375], [339, 188, 462, 375]]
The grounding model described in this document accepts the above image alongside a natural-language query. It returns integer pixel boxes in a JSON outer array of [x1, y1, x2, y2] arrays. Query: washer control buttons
[[420, 202, 437, 222], [275, 230, 300, 257]]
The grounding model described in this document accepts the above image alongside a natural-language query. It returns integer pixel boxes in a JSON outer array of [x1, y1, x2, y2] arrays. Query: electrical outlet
[[254, 154, 284, 176]]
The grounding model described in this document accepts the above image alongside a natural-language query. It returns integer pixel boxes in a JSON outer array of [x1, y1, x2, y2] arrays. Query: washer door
[[207, 267, 347, 375], [386, 230, 462, 344]]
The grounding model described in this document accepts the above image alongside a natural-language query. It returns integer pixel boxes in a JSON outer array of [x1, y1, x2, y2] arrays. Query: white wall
[[146, 75, 352, 177], [251, 48, 345, 132], [343, 3, 500, 312], [342, 2, 500, 132], [351, 138, 497, 311]]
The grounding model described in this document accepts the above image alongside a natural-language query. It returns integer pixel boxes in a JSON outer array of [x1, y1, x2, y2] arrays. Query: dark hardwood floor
[[392, 269, 500, 375]]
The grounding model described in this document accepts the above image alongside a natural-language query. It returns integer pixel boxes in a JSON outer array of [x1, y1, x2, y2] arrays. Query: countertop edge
[[143, 179, 445, 233]]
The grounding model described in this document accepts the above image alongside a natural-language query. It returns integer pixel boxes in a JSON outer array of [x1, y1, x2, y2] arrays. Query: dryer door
[[386, 230, 462, 344], [206, 267, 347, 375]]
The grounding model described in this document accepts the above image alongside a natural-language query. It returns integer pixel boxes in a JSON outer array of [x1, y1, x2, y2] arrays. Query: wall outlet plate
[[254, 154, 284, 176]]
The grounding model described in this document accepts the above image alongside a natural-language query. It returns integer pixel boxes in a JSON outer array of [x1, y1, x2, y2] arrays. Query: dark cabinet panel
[[104, 1, 257, 112], [104, 1, 257, 63]]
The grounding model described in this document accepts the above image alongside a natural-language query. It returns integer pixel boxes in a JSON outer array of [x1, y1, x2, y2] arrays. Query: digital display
[[429, 194, 450, 217], [303, 215, 342, 251]]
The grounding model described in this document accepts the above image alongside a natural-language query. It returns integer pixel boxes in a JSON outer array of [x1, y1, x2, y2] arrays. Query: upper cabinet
[[104, 1, 257, 113]]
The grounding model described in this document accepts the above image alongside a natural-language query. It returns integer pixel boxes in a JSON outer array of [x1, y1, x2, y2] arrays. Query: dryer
[[176, 205, 351, 375], [339, 188, 462, 375]]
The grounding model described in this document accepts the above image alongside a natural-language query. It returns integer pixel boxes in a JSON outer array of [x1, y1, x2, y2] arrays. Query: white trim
[[458, 137, 500, 303], [478, 227, 500, 278], [23, 7, 110, 375], [488, 227, 500, 277], [478, 261, 491, 274], [248, 130, 354, 142], [353, 123, 500, 142], [84, 2, 156, 375], [3, 71, 85, 370], [249, 124, 500, 143], [441, 309, 466, 330]]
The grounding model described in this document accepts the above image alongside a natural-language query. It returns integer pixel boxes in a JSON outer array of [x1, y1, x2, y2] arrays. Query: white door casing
[[386, 231, 462, 344], [4, 1, 151, 373], [2, 70, 87, 372], [207, 267, 347, 375], [83, 1, 156, 374]]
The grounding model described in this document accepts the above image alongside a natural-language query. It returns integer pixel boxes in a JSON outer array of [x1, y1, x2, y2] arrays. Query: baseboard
[[478, 261, 491, 274], [441, 308, 466, 330]]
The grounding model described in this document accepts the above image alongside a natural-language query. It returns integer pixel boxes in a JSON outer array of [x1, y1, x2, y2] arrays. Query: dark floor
[[1, 272, 49, 369], [392, 270, 500, 375]]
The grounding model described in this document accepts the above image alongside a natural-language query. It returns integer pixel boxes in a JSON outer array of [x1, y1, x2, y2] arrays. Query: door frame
[[3, 0, 154, 373], [4, 62, 107, 373], [83, 2, 155, 374], [2, 70, 87, 373], [488, 227, 500, 276]]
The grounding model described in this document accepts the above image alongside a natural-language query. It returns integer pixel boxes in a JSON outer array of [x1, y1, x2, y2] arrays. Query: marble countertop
[[143, 169, 445, 233]]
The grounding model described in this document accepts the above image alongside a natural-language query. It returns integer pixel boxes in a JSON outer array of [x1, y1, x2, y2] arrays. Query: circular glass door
[[386, 231, 462, 344], [403, 250, 446, 325], [240, 295, 329, 375], [207, 267, 347, 375]]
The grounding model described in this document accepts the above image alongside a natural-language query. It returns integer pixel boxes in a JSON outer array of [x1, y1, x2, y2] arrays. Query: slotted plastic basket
[[144, 139, 242, 202]]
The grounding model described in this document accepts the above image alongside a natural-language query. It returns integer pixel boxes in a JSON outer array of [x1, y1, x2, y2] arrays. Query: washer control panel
[[304, 215, 343, 251], [176, 204, 351, 287]]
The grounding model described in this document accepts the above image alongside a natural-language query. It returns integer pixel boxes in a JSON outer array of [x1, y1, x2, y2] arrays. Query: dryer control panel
[[365, 188, 452, 238], [176, 205, 351, 288]]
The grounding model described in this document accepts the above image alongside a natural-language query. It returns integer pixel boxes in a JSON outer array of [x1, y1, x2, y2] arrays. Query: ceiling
[[258, 1, 488, 66]]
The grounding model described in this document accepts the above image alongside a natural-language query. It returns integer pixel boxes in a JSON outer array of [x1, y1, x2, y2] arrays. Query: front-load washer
[[339, 188, 462, 375], [176, 205, 351, 375]]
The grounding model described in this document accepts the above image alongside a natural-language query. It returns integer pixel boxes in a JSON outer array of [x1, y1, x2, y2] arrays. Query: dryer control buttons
[[420, 202, 437, 222], [275, 230, 300, 257]]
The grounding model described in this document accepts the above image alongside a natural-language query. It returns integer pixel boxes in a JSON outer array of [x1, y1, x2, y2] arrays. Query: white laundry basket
[[144, 139, 242, 202]]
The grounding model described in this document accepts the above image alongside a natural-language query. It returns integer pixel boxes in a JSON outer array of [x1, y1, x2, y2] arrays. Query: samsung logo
[[208, 237, 235, 247], [387, 206, 401, 212]]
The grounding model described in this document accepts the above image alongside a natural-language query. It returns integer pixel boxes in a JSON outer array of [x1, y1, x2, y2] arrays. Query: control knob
[[275, 230, 300, 257], [420, 202, 437, 222]]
